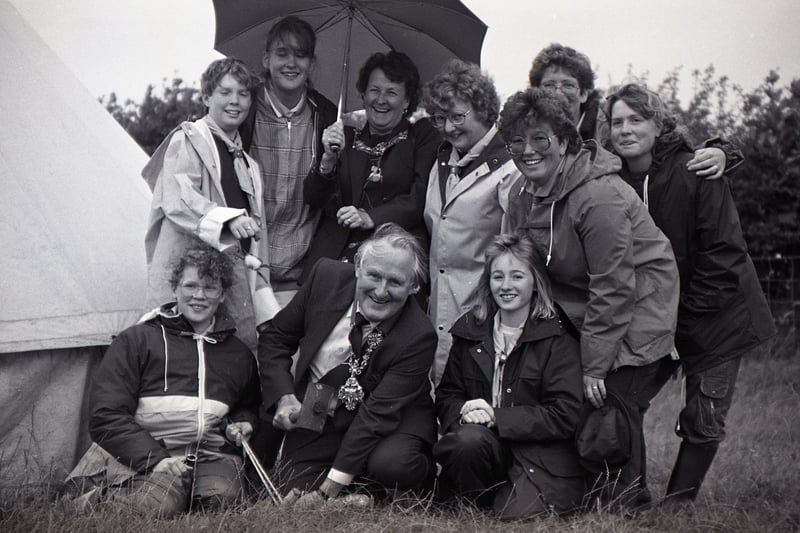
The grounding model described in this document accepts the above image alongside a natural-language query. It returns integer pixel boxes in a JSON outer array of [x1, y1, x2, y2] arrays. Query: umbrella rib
[[359, 1, 484, 27], [354, 2, 485, 56], [218, 4, 342, 44], [350, 9, 392, 48]]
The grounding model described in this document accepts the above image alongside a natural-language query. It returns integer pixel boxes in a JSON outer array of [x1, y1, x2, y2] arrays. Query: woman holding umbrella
[[301, 50, 441, 274]]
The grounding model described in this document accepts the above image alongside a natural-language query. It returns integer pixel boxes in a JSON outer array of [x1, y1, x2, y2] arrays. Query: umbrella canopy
[[213, 0, 487, 113]]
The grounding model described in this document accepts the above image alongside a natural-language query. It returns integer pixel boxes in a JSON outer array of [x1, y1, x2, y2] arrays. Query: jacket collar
[[435, 130, 512, 205], [148, 302, 237, 341], [452, 311, 565, 344], [436, 130, 511, 179]]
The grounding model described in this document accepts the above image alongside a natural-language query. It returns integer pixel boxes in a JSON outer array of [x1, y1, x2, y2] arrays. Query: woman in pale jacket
[[422, 60, 520, 385], [501, 87, 680, 507], [143, 58, 279, 352]]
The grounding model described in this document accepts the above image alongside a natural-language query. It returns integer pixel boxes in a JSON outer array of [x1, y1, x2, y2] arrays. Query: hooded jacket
[[86, 305, 260, 475], [507, 142, 679, 378], [142, 118, 279, 351], [618, 132, 775, 374]]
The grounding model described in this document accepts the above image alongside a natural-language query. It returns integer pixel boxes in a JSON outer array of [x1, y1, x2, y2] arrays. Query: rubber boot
[[665, 441, 719, 501]]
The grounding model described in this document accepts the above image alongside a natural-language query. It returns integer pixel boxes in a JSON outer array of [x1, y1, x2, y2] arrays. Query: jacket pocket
[[624, 273, 672, 353], [679, 373, 730, 440]]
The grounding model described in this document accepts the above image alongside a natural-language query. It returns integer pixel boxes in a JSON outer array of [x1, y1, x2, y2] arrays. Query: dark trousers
[[677, 356, 742, 445], [435, 424, 585, 518], [591, 358, 671, 506], [280, 425, 434, 495], [434, 424, 508, 503]]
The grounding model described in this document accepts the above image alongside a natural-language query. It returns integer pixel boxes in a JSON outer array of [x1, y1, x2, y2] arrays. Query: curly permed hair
[[499, 87, 581, 154], [528, 43, 595, 92], [169, 242, 235, 292], [422, 59, 499, 127]]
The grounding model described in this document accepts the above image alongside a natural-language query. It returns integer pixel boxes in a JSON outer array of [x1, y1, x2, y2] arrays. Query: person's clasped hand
[[229, 215, 260, 240], [225, 421, 253, 447], [273, 394, 301, 431], [460, 398, 495, 427], [321, 120, 345, 156], [152, 456, 192, 477], [336, 205, 375, 230], [686, 147, 726, 179], [583, 374, 607, 408]]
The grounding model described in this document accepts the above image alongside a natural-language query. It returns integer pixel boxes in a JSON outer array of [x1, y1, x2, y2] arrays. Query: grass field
[[2, 347, 798, 532]]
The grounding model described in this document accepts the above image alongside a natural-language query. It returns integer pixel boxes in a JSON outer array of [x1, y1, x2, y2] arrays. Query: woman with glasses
[[606, 83, 775, 506], [301, 50, 440, 272], [528, 43, 742, 180], [422, 59, 521, 385], [143, 58, 279, 353], [66, 244, 260, 517], [501, 87, 680, 508]]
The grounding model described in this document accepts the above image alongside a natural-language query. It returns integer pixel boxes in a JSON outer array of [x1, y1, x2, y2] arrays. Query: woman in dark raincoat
[[434, 232, 584, 519], [606, 83, 776, 504]]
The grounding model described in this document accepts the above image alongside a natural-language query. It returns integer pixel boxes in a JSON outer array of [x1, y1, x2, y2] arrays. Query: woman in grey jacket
[[501, 87, 680, 507]]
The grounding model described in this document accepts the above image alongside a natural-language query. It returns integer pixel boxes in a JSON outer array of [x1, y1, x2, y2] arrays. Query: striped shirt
[[249, 88, 319, 288]]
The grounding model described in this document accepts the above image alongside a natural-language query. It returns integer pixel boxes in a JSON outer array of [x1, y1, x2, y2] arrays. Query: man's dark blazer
[[258, 258, 437, 476]]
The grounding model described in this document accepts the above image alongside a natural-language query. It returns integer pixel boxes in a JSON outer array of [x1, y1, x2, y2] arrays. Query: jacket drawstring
[[160, 325, 170, 392], [192, 333, 218, 345], [643, 174, 650, 208], [546, 201, 555, 266]]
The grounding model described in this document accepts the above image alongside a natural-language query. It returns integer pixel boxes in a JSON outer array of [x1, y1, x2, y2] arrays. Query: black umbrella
[[213, 0, 487, 115]]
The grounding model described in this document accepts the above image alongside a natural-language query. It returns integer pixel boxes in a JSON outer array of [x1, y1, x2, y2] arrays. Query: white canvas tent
[[0, 0, 151, 487]]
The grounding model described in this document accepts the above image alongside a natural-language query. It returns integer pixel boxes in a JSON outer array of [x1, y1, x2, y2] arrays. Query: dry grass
[[3, 347, 798, 533]]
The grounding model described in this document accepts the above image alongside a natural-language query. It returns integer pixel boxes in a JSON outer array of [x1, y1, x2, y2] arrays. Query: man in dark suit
[[257, 223, 437, 501]]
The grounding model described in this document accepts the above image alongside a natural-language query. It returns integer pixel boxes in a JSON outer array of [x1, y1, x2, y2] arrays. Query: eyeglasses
[[430, 109, 471, 128], [541, 80, 581, 95], [506, 134, 552, 156], [179, 281, 223, 298]]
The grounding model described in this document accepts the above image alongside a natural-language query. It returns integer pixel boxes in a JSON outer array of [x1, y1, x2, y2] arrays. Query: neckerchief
[[491, 313, 523, 408], [202, 115, 261, 223], [445, 125, 496, 198]]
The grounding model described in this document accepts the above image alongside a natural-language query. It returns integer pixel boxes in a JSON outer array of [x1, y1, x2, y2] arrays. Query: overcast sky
[[8, 0, 800, 105]]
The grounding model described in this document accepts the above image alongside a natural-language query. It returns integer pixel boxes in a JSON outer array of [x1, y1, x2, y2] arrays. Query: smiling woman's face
[[362, 68, 409, 135], [174, 266, 224, 333], [509, 121, 567, 194], [610, 99, 661, 171]]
